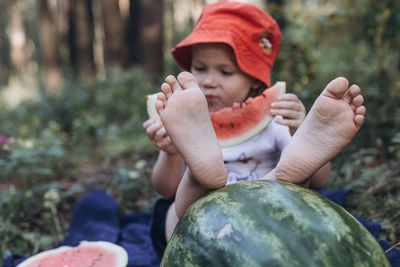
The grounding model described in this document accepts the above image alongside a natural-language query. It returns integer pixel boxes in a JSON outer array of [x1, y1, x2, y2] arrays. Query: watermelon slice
[[146, 93, 160, 121], [210, 81, 285, 147], [146, 81, 285, 148], [17, 241, 128, 267]]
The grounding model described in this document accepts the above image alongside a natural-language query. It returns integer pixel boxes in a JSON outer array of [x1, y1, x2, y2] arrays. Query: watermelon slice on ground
[[17, 241, 128, 267], [146, 81, 286, 148]]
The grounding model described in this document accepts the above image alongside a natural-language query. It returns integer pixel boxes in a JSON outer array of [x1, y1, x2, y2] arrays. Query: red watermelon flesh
[[210, 81, 286, 148], [17, 241, 128, 267]]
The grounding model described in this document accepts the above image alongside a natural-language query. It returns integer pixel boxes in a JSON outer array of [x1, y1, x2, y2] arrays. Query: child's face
[[190, 43, 260, 112]]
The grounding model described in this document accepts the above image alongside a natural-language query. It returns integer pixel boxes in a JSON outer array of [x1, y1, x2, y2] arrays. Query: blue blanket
[[3, 189, 399, 267]]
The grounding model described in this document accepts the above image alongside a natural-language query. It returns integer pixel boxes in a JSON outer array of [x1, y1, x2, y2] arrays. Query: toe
[[157, 92, 167, 103], [161, 82, 173, 99], [354, 114, 365, 128], [156, 92, 167, 113], [354, 105, 366, 128], [177, 71, 200, 90], [165, 75, 182, 93], [348, 84, 361, 97], [155, 100, 164, 115], [322, 77, 349, 99], [355, 105, 366, 116], [343, 84, 361, 104], [351, 95, 364, 109]]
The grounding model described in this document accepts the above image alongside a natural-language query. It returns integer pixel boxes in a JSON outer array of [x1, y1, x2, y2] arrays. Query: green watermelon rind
[[17, 241, 129, 267], [162, 180, 390, 267]]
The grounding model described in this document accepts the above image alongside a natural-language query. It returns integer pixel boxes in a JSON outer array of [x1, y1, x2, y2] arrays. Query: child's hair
[[172, 1, 282, 89]]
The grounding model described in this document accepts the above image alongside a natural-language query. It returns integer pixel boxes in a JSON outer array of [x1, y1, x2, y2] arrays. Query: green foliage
[[273, 1, 400, 151], [107, 159, 158, 213], [271, 0, 400, 245], [0, 126, 66, 180], [0, 68, 157, 160], [0, 67, 160, 261], [1, 184, 59, 258]]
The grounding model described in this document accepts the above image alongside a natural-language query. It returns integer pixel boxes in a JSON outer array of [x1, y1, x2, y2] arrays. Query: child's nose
[[202, 72, 218, 88]]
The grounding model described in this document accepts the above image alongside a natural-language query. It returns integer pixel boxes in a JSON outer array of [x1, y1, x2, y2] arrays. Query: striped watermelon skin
[[162, 180, 390, 266]]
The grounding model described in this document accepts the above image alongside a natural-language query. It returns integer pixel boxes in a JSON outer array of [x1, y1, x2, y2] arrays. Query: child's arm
[[270, 93, 306, 136], [151, 150, 186, 197], [143, 119, 186, 197]]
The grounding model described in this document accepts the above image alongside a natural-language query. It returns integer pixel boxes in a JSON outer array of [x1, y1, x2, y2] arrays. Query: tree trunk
[[138, 0, 164, 76], [91, 0, 106, 79], [9, 0, 28, 72], [38, 0, 63, 93], [69, 0, 95, 80], [127, 0, 141, 65], [100, 0, 128, 68], [0, 0, 10, 83]]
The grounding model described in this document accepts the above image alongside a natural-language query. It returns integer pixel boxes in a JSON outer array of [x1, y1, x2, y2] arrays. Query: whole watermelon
[[162, 180, 390, 266]]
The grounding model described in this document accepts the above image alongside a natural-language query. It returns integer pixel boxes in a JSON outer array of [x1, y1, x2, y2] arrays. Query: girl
[[143, 1, 332, 258]]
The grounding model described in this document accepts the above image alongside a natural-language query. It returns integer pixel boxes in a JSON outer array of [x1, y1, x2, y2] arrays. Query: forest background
[[0, 0, 399, 261]]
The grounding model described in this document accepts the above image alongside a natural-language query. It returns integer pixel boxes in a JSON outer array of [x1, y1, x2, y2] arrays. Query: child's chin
[[208, 104, 224, 112]]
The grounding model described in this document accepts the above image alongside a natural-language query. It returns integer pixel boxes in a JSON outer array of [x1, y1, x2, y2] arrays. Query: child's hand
[[143, 119, 178, 154], [270, 93, 306, 135]]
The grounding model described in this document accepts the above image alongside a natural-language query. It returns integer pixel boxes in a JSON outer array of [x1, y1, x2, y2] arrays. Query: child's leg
[[165, 202, 179, 241], [156, 72, 227, 240], [264, 77, 365, 183]]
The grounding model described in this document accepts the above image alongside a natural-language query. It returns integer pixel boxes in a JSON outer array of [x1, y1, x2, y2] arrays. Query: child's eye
[[221, 70, 233, 75], [193, 66, 206, 71]]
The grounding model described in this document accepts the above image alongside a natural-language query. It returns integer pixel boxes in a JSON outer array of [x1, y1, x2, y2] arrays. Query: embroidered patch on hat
[[259, 33, 272, 55]]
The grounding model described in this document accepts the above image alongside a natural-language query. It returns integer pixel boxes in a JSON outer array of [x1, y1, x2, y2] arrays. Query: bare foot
[[155, 72, 227, 189], [274, 77, 366, 183]]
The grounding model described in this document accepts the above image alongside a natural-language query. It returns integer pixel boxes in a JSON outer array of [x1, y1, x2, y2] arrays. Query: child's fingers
[[145, 121, 162, 139], [143, 119, 156, 128], [154, 127, 168, 140], [273, 93, 305, 114], [270, 109, 300, 119], [157, 136, 177, 154], [157, 136, 172, 149], [145, 121, 160, 134], [274, 117, 301, 128], [276, 93, 299, 101], [271, 101, 303, 111], [151, 127, 177, 153]]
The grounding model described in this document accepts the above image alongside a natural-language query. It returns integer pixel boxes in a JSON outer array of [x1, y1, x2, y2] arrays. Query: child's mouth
[[205, 95, 216, 101]]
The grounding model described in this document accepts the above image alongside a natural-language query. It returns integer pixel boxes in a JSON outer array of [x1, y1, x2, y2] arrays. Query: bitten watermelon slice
[[146, 81, 285, 148], [162, 180, 390, 266], [17, 241, 128, 267], [210, 81, 285, 147]]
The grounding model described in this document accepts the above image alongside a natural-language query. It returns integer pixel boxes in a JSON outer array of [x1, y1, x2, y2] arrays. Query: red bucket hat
[[172, 1, 282, 87]]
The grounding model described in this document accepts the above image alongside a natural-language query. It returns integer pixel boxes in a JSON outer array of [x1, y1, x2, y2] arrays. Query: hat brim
[[172, 28, 271, 87]]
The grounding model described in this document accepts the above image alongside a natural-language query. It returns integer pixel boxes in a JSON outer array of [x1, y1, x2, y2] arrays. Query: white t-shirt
[[222, 120, 291, 185]]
